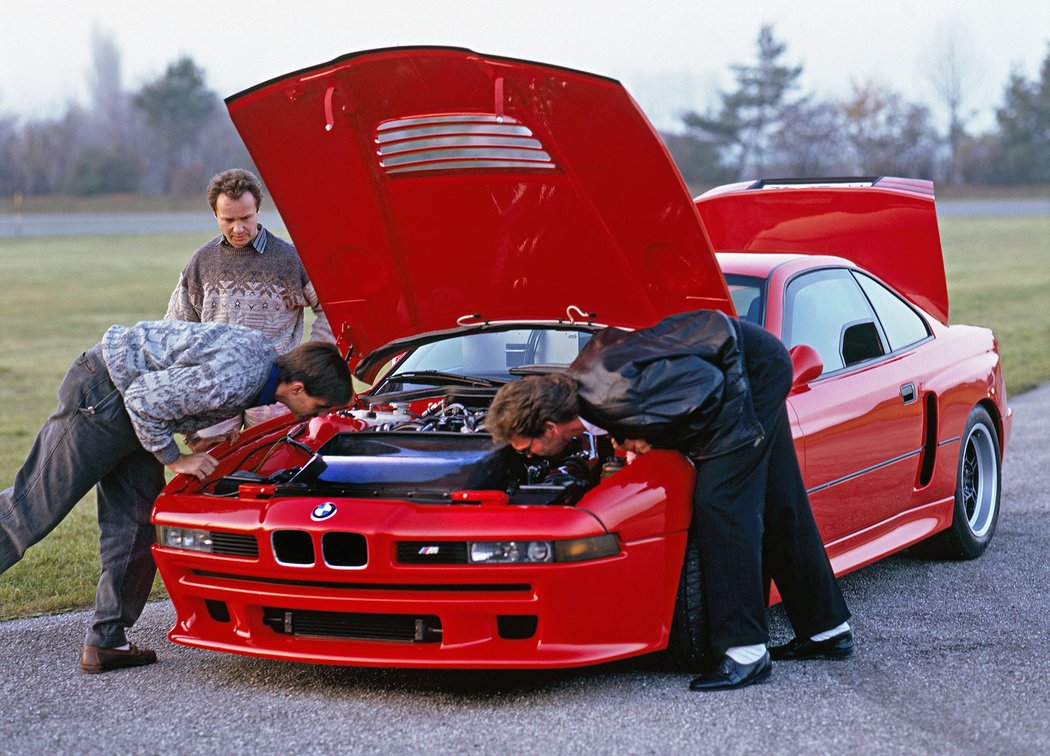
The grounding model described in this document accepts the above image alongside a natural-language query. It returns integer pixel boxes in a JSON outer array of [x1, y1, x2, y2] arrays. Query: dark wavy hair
[[485, 373, 579, 443]]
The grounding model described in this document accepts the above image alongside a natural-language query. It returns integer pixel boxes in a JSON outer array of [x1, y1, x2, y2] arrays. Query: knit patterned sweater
[[102, 321, 278, 465], [164, 227, 334, 354]]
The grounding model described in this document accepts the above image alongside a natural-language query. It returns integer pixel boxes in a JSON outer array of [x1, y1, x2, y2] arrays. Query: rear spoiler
[[696, 177, 948, 323]]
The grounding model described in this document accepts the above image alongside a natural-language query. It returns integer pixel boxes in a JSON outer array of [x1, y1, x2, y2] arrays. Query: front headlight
[[157, 526, 214, 553], [467, 534, 619, 564], [469, 540, 553, 564]]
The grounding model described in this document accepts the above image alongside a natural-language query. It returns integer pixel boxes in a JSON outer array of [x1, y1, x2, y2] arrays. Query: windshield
[[381, 328, 594, 390]]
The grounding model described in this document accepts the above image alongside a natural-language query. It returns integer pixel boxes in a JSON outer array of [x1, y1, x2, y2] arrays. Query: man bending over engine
[[0, 320, 351, 673], [485, 310, 852, 691]]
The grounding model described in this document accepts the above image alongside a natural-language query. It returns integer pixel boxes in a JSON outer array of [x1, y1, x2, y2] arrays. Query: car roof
[[717, 252, 855, 278]]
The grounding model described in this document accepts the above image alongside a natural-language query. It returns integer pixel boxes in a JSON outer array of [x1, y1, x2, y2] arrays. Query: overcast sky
[[2, 0, 1048, 132]]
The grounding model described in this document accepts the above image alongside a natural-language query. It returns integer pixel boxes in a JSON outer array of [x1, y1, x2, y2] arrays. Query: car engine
[[213, 397, 614, 505]]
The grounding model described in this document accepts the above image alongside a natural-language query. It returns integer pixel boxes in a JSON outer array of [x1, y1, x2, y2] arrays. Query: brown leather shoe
[[81, 644, 157, 674]]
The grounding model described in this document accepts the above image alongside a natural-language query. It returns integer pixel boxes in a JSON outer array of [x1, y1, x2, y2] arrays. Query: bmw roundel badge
[[311, 501, 337, 521]]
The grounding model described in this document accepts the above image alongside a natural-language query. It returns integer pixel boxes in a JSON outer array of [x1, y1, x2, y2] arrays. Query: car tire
[[919, 405, 1002, 560], [663, 527, 710, 671]]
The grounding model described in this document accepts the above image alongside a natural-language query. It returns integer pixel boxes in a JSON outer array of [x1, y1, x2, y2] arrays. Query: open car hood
[[695, 177, 949, 324], [226, 47, 731, 369]]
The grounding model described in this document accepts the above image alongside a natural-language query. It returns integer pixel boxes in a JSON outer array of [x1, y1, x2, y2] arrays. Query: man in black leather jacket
[[486, 310, 852, 691]]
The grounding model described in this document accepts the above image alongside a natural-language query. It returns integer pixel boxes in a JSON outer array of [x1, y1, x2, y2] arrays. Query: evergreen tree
[[993, 45, 1050, 184], [682, 24, 804, 178], [133, 56, 217, 193]]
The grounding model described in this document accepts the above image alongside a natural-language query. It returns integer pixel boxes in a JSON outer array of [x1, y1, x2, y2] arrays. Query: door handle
[[900, 383, 917, 404]]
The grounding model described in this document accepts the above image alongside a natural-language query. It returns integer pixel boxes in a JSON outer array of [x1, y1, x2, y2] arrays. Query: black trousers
[[692, 322, 850, 653]]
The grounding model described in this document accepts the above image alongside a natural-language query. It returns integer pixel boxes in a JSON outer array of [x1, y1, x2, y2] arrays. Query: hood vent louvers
[[376, 114, 557, 175]]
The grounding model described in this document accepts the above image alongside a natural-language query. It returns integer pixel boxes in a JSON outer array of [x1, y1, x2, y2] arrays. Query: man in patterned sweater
[[165, 168, 334, 437], [0, 320, 351, 673]]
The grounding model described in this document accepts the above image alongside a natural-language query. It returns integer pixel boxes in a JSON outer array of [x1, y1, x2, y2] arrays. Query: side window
[[725, 274, 765, 325], [853, 272, 930, 351], [783, 268, 882, 374]]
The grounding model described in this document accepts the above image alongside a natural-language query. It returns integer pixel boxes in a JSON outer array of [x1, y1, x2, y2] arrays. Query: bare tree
[[773, 100, 850, 176], [842, 81, 940, 177], [0, 96, 17, 193], [12, 108, 84, 193], [925, 20, 983, 184]]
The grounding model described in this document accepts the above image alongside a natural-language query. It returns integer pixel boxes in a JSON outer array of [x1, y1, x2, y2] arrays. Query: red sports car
[[151, 48, 1010, 670]]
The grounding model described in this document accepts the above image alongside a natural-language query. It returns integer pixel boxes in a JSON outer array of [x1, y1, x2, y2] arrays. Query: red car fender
[[577, 449, 695, 542]]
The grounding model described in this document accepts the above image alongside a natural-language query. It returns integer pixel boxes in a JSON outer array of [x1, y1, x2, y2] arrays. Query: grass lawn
[[0, 234, 197, 619], [1, 217, 1048, 620], [939, 217, 1050, 395]]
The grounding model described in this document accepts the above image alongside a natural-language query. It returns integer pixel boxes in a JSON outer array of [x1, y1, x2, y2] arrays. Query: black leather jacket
[[567, 310, 766, 459]]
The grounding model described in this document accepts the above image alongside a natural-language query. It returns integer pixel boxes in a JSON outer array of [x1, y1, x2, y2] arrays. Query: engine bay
[[211, 396, 617, 506]]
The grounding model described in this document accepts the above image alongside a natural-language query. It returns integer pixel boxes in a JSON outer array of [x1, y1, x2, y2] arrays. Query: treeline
[[0, 29, 251, 197], [665, 25, 1050, 187], [1, 25, 1048, 197]]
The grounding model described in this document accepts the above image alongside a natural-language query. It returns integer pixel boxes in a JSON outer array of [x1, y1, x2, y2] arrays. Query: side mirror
[[789, 344, 823, 388], [841, 320, 884, 367]]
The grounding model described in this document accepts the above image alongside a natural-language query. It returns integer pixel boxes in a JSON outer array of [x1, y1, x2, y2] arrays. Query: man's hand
[[167, 452, 218, 480], [186, 430, 240, 454], [613, 438, 653, 455]]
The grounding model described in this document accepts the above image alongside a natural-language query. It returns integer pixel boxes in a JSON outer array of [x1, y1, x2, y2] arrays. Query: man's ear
[[276, 380, 306, 400]]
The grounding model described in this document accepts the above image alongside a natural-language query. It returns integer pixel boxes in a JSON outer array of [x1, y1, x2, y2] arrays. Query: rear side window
[[853, 272, 930, 351], [783, 268, 882, 374]]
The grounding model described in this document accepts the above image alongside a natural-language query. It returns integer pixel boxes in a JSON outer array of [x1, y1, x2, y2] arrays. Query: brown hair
[[276, 342, 352, 407], [485, 374, 579, 443], [207, 169, 264, 213]]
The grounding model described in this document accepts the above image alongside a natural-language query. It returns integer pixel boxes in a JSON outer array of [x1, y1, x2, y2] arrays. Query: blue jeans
[[0, 345, 165, 647]]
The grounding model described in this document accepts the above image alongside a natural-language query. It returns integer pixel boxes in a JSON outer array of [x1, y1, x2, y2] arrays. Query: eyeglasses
[[511, 423, 552, 457], [512, 436, 538, 456]]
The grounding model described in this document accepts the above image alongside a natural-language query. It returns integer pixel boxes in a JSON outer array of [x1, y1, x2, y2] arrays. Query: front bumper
[[152, 495, 686, 669]]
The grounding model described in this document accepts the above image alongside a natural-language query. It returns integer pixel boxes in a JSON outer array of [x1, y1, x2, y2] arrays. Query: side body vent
[[917, 392, 938, 488], [376, 114, 557, 175]]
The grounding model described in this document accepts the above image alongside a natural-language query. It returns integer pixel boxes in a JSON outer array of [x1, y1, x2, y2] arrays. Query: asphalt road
[[0, 198, 1047, 238], [0, 211, 281, 237], [0, 381, 1046, 754]]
